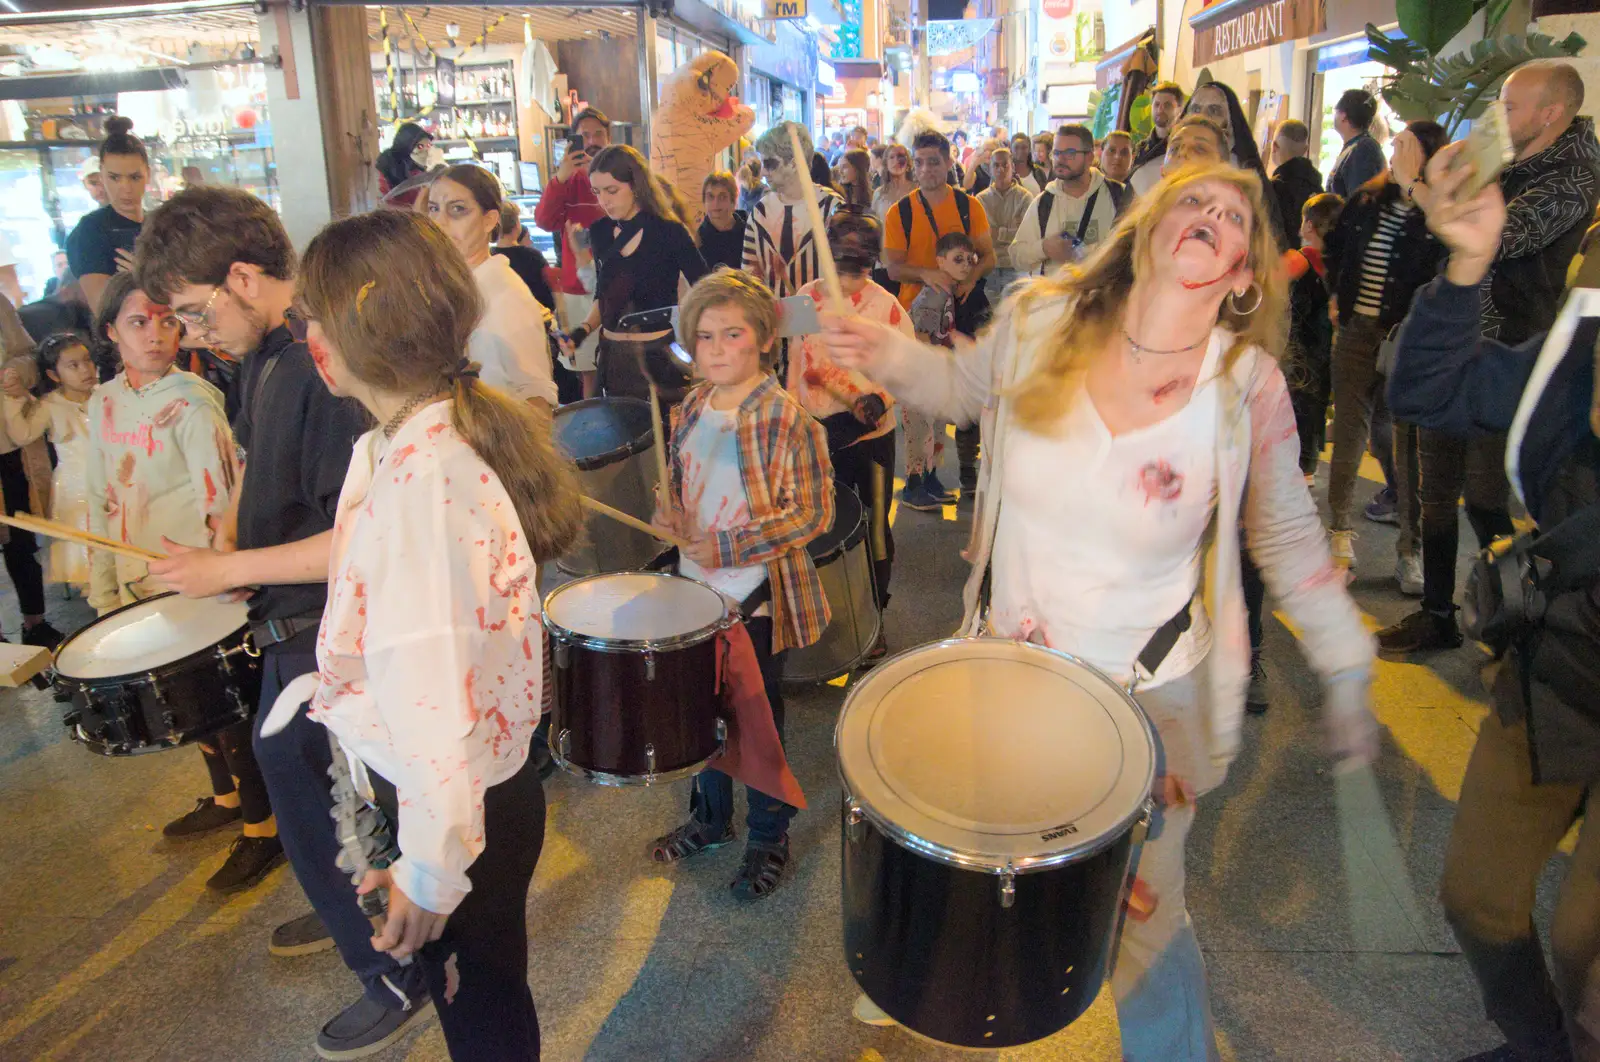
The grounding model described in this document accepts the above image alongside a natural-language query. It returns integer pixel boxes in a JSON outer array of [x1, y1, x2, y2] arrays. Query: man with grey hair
[[743, 121, 843, 303], [1269, 118, 1323, 249]]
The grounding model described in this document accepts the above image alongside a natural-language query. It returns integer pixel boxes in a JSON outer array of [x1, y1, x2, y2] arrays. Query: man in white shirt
[[976, 146, 1034, 300], [1009, 124, 1129, 274]]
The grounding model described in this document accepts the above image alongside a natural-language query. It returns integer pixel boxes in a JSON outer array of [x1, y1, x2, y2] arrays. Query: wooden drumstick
[[646, 378, 671, 497], [580, 495, 691, 552], [785, 124, 849, 318], [0, 513, 164, 563]]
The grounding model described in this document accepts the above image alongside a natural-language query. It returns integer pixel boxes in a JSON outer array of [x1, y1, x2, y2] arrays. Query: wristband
[[569, 325, 590, 348]]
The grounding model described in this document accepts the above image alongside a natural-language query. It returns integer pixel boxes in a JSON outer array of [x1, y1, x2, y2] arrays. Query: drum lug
[[552, 636, 570, 670], [845, 804, 866, 844], [998, 868, 1016, 909], [162, 709, 179, 730], [556, 728, 571, 760], [644, 650, 656, 682], [715, 717, 728, 754], [145, 673, 165, 704], [644, 743, 657, 783]]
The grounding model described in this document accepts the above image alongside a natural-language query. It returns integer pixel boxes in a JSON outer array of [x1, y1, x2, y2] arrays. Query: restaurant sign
[[1190, 0, 1325, 65]]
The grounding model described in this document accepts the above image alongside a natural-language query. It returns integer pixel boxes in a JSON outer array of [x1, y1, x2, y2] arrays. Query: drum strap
[[1133, 599, 1194, 686]]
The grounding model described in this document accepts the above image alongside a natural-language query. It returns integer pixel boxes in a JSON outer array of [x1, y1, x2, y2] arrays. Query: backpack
[[897, 188, 973, 246], [1033, 178, 1130, 253]]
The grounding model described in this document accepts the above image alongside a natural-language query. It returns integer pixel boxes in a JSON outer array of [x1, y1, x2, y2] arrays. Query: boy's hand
[[852, 394, 887, 427], [681, 532, 718, 568], [917, 268, 952, 294]]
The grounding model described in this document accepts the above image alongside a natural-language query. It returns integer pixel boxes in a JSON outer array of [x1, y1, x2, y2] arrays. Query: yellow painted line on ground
[[889, 476, 902, 527], [1318, 442, 1387, 485], [828, 674, 849, 688]]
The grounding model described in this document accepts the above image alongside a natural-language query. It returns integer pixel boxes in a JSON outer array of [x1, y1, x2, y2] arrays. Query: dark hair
[[376, 122, 431, 189], [828, 208, 882, 264], [99, 115, 149, 167], [1335, 89, 1378, 131], [1370, 119, 1449, 201], [912, 130, 951, 159], [1301, 192, 1344, 238], [935, 231, 976, 256], [296, 210, 583, 561], [95, 271, 148, 350], [810, 152, 840, 195], [839, 149, 872, 208], [497, 200, 522, 240], [1186, 81, 1269, 185], [36, 332, 91, 393], [1056, 123, 1094, 152], [588, 144, 693, 232], [572, 107, 611, 132], [135, 186, 297, 305], [952, 130, 968, 146], [702, 170, 738, 202], [437, 163, 504, 215], [1150, 81, 1187, 107]]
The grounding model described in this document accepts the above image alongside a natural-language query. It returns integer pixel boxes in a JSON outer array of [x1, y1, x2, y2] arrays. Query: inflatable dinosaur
[[651, 51, 755, 227]]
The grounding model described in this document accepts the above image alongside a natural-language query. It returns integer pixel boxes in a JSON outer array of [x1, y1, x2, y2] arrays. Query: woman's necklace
[[382, 392, 445, 439], [1120, 327, 1211, 366]]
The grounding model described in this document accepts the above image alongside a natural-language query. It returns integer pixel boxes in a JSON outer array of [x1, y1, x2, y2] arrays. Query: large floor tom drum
[[837, 638, 1155, 1048], [554, 397, 662, 575], [782, 486, 880, 685]]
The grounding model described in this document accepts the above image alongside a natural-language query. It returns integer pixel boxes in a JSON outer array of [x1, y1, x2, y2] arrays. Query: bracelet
[[569, 325, 590, 347]]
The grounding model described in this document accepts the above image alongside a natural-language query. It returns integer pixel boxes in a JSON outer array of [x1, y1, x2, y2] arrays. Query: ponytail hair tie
[[446, 357, 480, 383]]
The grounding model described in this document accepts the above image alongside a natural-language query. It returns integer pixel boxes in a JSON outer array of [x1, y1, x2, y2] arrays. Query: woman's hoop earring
[[1229, 282, 1263, 316]]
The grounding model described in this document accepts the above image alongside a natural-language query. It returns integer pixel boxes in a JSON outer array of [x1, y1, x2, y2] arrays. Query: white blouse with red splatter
[[790, 279, 907, 434], [988, 340, 1221, 688], [309, 399, 540, 917]]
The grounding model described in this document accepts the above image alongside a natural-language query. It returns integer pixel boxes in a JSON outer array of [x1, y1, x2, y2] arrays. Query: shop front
[[0, 3, 275, 301], [744, 18, 819, 139]]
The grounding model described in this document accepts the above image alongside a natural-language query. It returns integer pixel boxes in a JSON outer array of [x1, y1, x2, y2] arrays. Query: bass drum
[[781, 486, 880, 685], [837, 638, 1155, 1048], [554, 397, 662, 575], [54, 593, 263, 756]]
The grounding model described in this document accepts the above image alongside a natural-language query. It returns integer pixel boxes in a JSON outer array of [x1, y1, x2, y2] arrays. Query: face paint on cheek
[[1179, 252, 1249, 291], [306, 335, 336, 387]]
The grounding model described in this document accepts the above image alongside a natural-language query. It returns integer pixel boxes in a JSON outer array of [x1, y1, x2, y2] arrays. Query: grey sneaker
[[314, 993, 435, 1061], [269, 911, 334, 957], [1246, 655, 1270, 714]]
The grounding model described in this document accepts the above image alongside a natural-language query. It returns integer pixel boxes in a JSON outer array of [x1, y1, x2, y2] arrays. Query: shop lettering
[[1212, 0, 1286, 58], [1190, 0, 1323, 65], [163, 115, 232, 143], [766, 0, 805, 18], [1040, 823, 1078, 841]]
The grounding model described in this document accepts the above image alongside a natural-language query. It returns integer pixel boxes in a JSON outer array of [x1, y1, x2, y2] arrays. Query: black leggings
[[374, 756, 546, 1061], [0, 449, 44, 617], [829, 431, 896, 610], [198, 719, 273, 825]]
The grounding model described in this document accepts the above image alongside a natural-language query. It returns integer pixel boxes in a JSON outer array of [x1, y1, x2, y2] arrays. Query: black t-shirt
[[591, 213, 708, 329], [234, 325, 368, 634], [697, 211, 748, 272], [65, 205, 142, 278], [492, 245, 556, 312]]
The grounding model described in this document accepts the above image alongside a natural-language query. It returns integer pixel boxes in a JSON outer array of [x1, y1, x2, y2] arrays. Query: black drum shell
[[547, 632, 723, 782], [55, 616, 263, 757], [841, 802, 1136, 1048]]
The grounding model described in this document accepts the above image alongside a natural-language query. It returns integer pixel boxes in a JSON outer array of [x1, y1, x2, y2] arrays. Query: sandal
[[730, 836, 790, 900], [649, 820, 734, 864]]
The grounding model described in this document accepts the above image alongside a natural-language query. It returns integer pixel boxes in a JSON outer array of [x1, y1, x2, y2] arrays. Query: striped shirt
[[669, 375, 834, 654], [741, 189, 843, 299], [1353, 200, 1415, 317]]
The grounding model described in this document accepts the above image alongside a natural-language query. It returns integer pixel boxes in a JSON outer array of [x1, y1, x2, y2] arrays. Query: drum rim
[[809, 488, 867, 566], [541, 571, 736, 653], [554, 395, 656, 471], [53, 591, 251, 684], [834, 637, 1156, 874]]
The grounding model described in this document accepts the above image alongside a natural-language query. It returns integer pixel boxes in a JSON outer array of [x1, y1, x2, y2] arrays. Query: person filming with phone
[[1381, 61, 1600, 656], [1388, 129, 1600, 1062], [535, 107, 612, 396]]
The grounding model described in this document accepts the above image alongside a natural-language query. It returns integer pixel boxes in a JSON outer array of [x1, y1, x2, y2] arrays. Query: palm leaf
[[1364, 23, 1427, 74], [1437, 31, 1588, 134], [1396, 0, 1475, 56]]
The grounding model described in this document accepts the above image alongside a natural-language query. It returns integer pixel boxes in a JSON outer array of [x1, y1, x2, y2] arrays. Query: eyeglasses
[[1052, 148, 1090, 160], [173, 285, 221, 329], [285, 306, 313, 343]]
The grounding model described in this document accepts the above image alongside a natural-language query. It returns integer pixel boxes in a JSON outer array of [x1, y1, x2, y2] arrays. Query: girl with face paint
[[819, 162, 1377, 1059]]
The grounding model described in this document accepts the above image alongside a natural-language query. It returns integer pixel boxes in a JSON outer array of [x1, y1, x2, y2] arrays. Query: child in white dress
[[1, 333, 97, 592]]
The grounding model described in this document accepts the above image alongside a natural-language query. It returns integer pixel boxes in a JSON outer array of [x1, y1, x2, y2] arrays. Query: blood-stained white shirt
[[309, 399, 541, 916], [677, 405, 768, 606]]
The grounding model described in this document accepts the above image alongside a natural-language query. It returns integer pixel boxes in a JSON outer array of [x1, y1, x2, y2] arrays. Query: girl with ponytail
[[291, 208, 581, 1060]]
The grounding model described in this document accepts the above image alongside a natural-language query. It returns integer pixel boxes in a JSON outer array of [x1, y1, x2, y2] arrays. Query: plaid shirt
[[670, 375, 834, 653]]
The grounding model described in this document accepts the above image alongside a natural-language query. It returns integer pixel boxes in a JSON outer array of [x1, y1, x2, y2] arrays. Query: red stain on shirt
[[390, 444, 417, 467], [203, 468, 217, 509], [888, 305, 902, 326], [426, 422, 448, 438], [521, 636, 534, 660], [100, 396, 116, 435], [1137, 460, 1184, 504], [152, 398, 189, 428], [116, 451, 136, 487], [475, 606, 507, 633]]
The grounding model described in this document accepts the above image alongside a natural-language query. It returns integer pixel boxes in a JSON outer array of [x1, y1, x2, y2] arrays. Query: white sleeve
[[364, 464, 542, 915], [468, 293, 558, 407], [1009, 196, 1045, 272]]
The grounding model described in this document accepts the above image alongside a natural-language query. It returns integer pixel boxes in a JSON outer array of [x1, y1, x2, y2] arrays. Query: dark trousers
[[373, 758, 546, 1061], [199, 719, 272, 824], [955, 423, 980, 478], [1418, 428, 1514, 614], [830, 431, 895, 610], [1329, 316, 1395, 530], [0, 448, 44, 617], [1288, 354, 1331, 477], [1441, 710, 1600, 1061], [251, 644, 426, 1008], [1243, 547, 1265, 659], [692, 615, 795, 845]]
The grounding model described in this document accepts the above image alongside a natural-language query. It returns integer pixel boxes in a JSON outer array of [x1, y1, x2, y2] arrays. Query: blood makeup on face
[[306, 333, 336, 388]]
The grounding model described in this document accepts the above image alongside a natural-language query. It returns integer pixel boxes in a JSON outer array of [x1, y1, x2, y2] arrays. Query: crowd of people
[[0, 53, 1594, 1062]]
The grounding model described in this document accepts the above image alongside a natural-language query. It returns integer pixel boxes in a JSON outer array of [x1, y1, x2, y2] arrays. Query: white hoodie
[[86, 368, 239, 611], [470, 254, 558, 407], [1008, 170, 1121, 273]]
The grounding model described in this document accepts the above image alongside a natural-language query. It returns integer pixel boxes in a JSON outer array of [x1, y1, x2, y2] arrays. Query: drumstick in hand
[[785, 124, 848, 318], [0, 513, 163, 563], [580, 495, 691, 552]]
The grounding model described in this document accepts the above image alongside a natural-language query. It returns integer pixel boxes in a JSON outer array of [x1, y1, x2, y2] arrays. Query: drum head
[[554, 397, 655, 471], [56, 593, 251, 681], [808, 485, 865, 563], [837, 638, 1154, 871], [544, 572, 728, 645]]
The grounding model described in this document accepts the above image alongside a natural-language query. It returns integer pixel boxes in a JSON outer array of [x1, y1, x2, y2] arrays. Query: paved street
[[0, 446, 1564, 1062]]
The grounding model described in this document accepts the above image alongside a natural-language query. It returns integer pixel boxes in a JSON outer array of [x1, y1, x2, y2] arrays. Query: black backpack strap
[[1075, 188, 1102, 244], [897, 195, 914, 246], [1035, 191, 1054, 239], [1106, 178, 1130, 216], [954, 188, 971, 235]]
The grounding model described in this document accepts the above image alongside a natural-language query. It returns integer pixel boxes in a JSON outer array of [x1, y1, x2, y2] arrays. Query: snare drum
[[543, 572, 734, 785], [554, 397, 663, 575], [781, 487, 881, 685], [837, 638, 1155, 1048], [54, 594, 264, 757]]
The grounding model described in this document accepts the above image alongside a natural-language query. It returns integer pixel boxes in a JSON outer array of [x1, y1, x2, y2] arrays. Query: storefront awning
[[0, 0, 254, 27], [1189, 0, 1326, 66]]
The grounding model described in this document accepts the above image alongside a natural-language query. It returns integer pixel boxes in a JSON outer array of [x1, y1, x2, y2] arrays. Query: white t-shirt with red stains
[[987, 340, 1220, 688], [676, 405, 768, 607], [790, 279, 908, 439], [310, 399, 540, 917]]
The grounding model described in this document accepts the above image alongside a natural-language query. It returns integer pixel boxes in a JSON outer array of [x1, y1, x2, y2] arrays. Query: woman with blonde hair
[[821, 162, 1377, 1060], [292, 208, 582, 1060]]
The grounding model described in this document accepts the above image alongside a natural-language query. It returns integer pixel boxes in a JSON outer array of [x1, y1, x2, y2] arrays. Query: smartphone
[[563, 134, 589, 168], [778, 294, 823, 338], [571, 225, 591, 253], [1452, 99, 1514, 198]]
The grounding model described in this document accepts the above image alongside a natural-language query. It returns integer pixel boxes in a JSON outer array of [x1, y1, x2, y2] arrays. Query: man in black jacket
[[1128, 81, 1185, 196], [1328, 89, 1387, 198], [1391, 140, 1600, 1062], [1382, 60, 1600, 654], [1268, 118, 1323, 250]]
